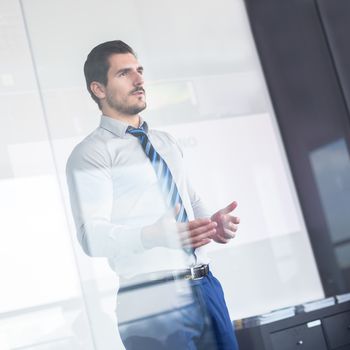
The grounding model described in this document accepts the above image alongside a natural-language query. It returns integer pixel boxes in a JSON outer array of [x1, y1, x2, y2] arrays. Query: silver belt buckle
[[191, 265, 204, 280], [173, 264, 208, 281], [178, 266, 201, 280]]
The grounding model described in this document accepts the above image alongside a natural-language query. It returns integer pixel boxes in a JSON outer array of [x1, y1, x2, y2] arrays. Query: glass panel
[[335, 243, 350, 270], [0, 0, 94, 349], [2, 0, 325, 348], [310, 138, 350, 244]]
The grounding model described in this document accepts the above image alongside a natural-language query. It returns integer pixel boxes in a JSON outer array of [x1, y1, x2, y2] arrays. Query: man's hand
[[141, 208, 217, 250], [176, 218, 217, 249], [210, 201, 240, 244]]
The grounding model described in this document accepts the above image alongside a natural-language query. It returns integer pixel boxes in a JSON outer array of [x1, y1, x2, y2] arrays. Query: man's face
[[103, 53, 146, 115]]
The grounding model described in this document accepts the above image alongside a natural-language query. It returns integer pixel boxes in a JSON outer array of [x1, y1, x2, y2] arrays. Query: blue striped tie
[[127, 123, 189, 223]]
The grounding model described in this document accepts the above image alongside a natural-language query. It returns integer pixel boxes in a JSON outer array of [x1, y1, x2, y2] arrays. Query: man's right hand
[[141, 208, 217, 250]]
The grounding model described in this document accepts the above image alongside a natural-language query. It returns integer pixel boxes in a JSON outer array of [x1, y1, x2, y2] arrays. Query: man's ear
[[90, 81, 106, 100]]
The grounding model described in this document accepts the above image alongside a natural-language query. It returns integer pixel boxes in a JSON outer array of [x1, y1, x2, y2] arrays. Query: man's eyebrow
[[115, 66, 144, 75], [115, 67, 131, 75]]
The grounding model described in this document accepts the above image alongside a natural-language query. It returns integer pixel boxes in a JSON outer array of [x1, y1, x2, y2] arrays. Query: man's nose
[[133, 71, 144, 86]]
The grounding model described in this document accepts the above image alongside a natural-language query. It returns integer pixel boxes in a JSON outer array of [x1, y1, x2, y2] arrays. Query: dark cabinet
[[235, 301, 350, 350], [271, 323, 328, 350], [323, 311, 350, 349]]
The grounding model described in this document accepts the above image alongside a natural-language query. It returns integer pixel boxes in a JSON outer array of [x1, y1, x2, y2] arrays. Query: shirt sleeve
[[186, 177, 211, 219], [66, 141, 145, 258]]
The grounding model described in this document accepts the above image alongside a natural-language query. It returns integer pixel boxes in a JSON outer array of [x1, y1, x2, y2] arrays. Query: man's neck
[[102, 109, 140, 128]]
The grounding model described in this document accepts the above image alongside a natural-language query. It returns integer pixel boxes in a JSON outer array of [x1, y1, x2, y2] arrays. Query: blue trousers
[[117, 271, 239, 350]]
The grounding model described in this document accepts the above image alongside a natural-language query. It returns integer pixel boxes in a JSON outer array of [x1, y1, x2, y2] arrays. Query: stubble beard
[[106, 92, 147, 116]]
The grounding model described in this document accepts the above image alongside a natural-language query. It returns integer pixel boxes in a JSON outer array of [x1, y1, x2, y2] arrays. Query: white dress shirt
[[66, 115, 210, 278]]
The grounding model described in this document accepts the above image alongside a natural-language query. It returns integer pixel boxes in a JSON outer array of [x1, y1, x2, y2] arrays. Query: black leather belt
[[119, 264, 210, 293]]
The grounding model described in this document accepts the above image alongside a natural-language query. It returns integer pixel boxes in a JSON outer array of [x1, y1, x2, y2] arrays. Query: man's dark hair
[[84, 40, 136, 109]]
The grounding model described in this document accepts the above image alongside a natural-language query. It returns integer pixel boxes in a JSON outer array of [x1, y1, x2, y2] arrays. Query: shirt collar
[[99, 115, 147, 138]]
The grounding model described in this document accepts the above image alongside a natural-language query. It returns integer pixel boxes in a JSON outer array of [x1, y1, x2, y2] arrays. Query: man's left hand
[[210, 201, 240, 244]]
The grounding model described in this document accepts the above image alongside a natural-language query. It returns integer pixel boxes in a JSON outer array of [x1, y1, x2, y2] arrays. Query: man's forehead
[[108, 53, 141, 70]]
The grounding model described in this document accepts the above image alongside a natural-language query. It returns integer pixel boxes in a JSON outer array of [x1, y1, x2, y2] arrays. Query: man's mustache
[[130, 87, 145, 95]]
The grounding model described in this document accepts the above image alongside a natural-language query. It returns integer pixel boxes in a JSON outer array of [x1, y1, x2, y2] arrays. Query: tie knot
[[127, 125, 148, 139]]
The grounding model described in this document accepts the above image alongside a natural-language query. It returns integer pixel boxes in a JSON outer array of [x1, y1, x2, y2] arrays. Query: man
[[66, 40, 240, 350]]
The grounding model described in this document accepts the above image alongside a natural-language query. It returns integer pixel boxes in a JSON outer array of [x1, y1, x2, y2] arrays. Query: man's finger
[[183, 238, 211, 249], [189, 222, 217, 236], [223, 228, 236, 239], [224, 219, 238, 230], [177, 218, 213, 233], [181, 230, 215, 246], [228, 223, 238, 232], [178, 223, 216, 240], [187, 218, 214, 230], [233, 216, 240, 224], [214, 234, 229, 244], [218, 201, 238, 215]]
